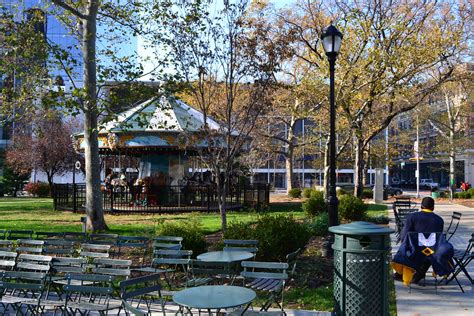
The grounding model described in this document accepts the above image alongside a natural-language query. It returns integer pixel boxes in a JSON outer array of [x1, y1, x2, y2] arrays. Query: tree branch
[[51, 0, 87, 20]]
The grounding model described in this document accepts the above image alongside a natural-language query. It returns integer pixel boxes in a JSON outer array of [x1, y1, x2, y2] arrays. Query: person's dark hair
[[421, 196, 435, 211]]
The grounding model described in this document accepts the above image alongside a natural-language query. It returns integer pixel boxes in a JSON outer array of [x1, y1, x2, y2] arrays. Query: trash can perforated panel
[[330, 221, 394, 316]]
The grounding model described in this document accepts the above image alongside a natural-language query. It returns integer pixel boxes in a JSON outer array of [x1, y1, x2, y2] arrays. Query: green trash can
[[329, 221, 394, 316], [431, 191, 440, 199]]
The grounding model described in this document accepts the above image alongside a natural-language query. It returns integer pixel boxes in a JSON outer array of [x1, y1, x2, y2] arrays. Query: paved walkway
[[389, 201, 473, 316]]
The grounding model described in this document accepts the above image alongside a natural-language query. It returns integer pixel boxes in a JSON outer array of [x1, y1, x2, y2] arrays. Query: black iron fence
[[53, 183, 270, 213]]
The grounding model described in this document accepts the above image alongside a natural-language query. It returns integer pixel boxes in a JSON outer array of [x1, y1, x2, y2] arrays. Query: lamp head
[[321, 24, 343, 57]]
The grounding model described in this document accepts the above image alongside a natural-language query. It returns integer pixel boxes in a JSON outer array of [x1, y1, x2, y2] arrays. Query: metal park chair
[[120, 273, 166, 316], [62, 273, 121, 315], [224, 239, 259, 255], [93, 258, 132, 280], [15, 254, 52, 274], [186, 259, 229, 287], [80, 243, 111, 259], [0, 240, 13, 252], [35, 231, 65, 240], [444, 233, 473, 292], [115, 236, 148, 262], [43, 240, 76, 257], [7, 230, 34, 240], [48, 257, 88, 299], [395, 208, 418, 243], [152, 236, 183, 250], [16, 239, 44, 255], [444, 212, 462, 242], [63, 232, 88, 244], [0, 251, 17, 271], [240, 261, 289, 312]]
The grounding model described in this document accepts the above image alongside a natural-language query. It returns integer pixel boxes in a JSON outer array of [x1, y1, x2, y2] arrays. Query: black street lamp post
[[321, 25, 343, 228]]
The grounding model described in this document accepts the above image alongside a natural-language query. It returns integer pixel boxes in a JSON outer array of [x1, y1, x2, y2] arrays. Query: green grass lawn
[[366, 203, 388, 217], [0, 197, 305, 235]]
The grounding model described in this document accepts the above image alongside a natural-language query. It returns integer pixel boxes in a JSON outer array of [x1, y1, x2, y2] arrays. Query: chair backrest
[[7, 230, 34, 240], [63, 273, 114, 304], [35, 231, 65, 240], [1, 270, 48, 298], [16, 254, 52, 273], [189, 259, 228, 278], [116, 236, 148, 261], [0, 240, 13, 252], [89, 233, 119, 245], [153, 236, 183, 249], [16, 239, 44, 255], [93, 258, 132, 278], [224, 239, 259, 254], [154, 249, 192, 259], [80, 243, 111, 258], [445, 211, 462, 241], [51, 257, 87, 275], [286, 248, 301, 276], [43, 240, 76, 256], [120, 273, 163, 315], [0, 251, 17, 270], [63, 232, 88, 243], [241, 261, 289, 281]]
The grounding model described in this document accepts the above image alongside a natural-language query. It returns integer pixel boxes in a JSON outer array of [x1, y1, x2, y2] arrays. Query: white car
[[420, 179, 439, 189]]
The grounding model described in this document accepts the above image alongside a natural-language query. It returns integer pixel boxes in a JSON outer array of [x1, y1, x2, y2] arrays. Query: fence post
[[110, 189, 114, 212], [73, 183, 77, 212], [52, 184, 57, 210], [207, 185, 211, 212]]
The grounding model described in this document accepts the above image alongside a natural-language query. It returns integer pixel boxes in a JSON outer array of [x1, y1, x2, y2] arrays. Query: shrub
[[225, 214, 311, 261], [155, 217, 207, 257], [288, 188, 302, 198], [310, 212, 329, 236], [455, 191, 471, 199], [302, 190, 326, 217], [364, 214, 389, 225], [468, 188, 474, 199], [24, 182, 50, 197], [302, 188, 314, 199], [361, 188, 373, 199], [338, 195, 368, 221], [337, 188, 348, 196]]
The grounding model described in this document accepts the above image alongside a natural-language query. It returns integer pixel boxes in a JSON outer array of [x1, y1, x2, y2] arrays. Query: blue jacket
[[400, 210, 444, 242], [393, 232, 454, 277]]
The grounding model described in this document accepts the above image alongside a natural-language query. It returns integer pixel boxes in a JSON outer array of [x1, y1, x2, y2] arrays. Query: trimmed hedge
[[338, 195, 368, 221], [302, 190, 327, 217], [155, 218, 207, 257], [288, 188, 302, 198], [224, 214, 311, 261]]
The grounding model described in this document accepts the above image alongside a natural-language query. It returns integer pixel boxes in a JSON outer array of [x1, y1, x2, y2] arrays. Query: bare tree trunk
[[82, 4, 107, 231], [354, 136, 364, 198], [216, 168, 227, 233], [449, 130, 456, 200], [285, 149, 294, 193], [46, 172, 54, 197]]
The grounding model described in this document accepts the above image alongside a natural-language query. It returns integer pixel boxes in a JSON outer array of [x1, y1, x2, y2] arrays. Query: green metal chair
[[115, 236, 148, 263], [240, 261, 289, 312], [133, 249, 191, 275], [0, 251, 17, 271], [186, 259, 229, 287], [80, 243, 111, 259], [0, 270, 63, 315], [35, 231, 65, 240], [93, 258, 132, 279], [15, 254, 52, 273], [7, 230, 34, 240], [63, 232, 88, 244], [62, 273, 121, 315], [16, 239, 44, 255], [0, 240, 14, 252], [43, 240, 76, 257], [224, 239, 259, 254], [49, 257, 88, 298], [120, 273, 166, 316], [152, 236, 183, 250]]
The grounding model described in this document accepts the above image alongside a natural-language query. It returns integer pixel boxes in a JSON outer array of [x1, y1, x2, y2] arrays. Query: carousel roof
[[100, 96, 222, 133]]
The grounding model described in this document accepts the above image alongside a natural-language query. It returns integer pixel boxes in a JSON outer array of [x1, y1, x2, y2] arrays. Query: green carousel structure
[[54, 96, 269, 213]]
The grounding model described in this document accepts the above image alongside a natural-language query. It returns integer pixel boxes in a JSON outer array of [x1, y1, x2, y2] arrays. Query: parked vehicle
[[384, 185, 403, 197], [420, 179, 439, 189], [391, 178, 400, 185]]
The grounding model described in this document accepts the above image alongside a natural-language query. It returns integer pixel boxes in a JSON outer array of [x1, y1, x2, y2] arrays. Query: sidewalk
[[389, 201, 473, 316]]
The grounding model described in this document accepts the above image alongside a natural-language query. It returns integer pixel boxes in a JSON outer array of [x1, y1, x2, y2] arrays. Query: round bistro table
[[173, 285, 256, 314], [197, 250, 254, 263]]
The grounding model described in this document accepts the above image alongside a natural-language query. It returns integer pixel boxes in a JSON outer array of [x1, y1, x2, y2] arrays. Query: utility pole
[[416, 115, 420, 198]]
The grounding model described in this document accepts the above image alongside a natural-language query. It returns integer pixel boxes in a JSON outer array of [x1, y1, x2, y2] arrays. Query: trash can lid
[[329, 221, 394, 235]]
